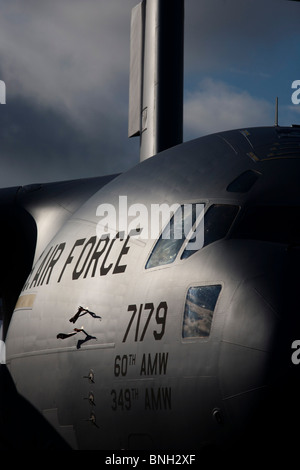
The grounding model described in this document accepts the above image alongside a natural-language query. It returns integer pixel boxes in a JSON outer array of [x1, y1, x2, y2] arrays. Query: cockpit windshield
[[146, 204, 239, 269], [146, 204, 201, 269]]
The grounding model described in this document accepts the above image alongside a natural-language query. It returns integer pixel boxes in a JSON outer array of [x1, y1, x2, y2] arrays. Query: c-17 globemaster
[[0, 0, 300, 456]]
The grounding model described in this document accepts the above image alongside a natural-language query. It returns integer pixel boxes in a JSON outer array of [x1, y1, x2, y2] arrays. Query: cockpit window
[[146, 204, 203, 269], [226, 170, 261, 193], [146, 204, 239, 268], [232, 206, 300, 245], [182, 285, 222, 339], [181, 204, 239, 260]]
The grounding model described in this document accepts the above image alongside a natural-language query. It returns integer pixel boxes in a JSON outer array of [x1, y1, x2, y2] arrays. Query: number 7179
[[122, 301, 168, 343]]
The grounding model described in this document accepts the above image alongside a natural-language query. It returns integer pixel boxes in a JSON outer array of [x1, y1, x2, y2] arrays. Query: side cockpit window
[[232, 206, 300, 245], [182, 285, 222, 339]]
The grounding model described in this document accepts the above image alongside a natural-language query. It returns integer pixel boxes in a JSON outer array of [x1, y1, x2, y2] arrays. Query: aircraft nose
[[218, 255, 300, 453], [219, 275, 279, 408]]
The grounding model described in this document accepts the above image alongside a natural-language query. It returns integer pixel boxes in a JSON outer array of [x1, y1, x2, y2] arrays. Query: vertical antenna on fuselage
[[128, 0, 184, 162], [275, 97, 279, 126]]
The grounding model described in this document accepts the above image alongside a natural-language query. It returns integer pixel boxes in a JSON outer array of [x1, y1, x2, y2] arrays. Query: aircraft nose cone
[[218, 250, 300, 453], [219, 275, 279, 405]]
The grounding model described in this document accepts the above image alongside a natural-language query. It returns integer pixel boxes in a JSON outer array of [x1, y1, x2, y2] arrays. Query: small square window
[[182, 285, 222, 338], [226, 170, 261, 193]]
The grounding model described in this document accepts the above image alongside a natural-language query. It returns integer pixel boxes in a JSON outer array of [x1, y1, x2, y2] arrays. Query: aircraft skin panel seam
[[7, 342, 116, 361], [221, 385, 268, 401], [220, 340, 270, 353]]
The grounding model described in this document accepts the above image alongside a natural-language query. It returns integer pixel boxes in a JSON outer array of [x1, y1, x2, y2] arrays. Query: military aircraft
[[0, 0, 300, 455]]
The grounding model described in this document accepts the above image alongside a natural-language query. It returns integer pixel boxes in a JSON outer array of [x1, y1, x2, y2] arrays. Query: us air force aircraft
[[1, 0, 300, 452]]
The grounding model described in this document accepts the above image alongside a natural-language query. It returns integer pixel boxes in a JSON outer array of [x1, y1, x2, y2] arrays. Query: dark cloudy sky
[[0, 0, 299, 188]]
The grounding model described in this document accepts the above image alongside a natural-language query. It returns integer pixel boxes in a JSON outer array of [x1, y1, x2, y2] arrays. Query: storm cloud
[[0, 0, 299, 187]]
